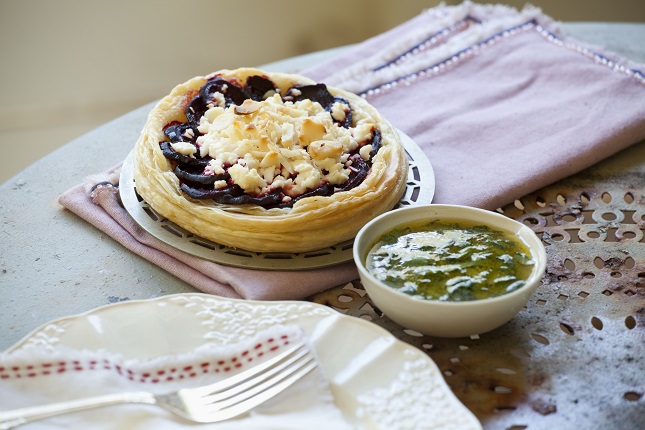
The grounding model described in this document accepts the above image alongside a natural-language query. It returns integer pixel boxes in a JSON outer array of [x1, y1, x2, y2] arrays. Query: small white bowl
[[353, 204, 547, 338]]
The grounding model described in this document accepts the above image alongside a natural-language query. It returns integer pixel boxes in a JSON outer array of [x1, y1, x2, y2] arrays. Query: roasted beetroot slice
[[180, 183, 240, 200], [180, 183, 285, 208], [200, 78, 249, 107], [164, 123, 198, 143], [185, 96, 207, 127], [245, 75, 277, 101], [290, 183, 334, 204], [217, 189, 284, 207], [286, 84, 335, 110], [160, 142, 211, 168], [174, 166, 228, 185], [369, 129, 382, 161], [338, 155, 370, 191], [332, 96, 352, 128]]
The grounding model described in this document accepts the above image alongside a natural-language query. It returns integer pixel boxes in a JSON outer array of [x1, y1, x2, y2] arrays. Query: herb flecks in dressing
[[366, 220, 535, 302]]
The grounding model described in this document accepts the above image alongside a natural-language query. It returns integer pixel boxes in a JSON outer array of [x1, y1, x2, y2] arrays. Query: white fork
[[0, 341, 316, 429]]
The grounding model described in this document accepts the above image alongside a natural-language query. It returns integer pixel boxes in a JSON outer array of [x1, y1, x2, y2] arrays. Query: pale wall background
[[1, 0, 644, 184]]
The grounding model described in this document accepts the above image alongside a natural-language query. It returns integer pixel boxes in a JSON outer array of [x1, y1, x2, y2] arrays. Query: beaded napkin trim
[[321, 1, 645, 98]]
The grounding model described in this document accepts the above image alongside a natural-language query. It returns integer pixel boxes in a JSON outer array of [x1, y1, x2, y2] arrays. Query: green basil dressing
[[366, 220, 535, 302]]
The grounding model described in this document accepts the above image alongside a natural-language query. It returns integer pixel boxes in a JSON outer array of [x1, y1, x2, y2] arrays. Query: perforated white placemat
[[119, 130, 434, 270]]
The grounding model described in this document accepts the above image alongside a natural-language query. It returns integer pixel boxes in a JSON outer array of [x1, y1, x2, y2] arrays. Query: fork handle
[[0, 391, 156, 429]]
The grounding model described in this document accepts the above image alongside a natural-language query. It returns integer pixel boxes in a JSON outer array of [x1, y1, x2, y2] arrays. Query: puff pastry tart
[[133, 67, 408, 253]]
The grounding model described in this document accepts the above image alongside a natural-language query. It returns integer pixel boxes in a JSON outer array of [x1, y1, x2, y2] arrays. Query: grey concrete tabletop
[[1, 23, 644, 352]]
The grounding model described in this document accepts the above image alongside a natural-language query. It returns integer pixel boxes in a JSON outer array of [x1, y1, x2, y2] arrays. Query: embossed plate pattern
[[6, 294, 481, 430], [119, 130, 434, 270]]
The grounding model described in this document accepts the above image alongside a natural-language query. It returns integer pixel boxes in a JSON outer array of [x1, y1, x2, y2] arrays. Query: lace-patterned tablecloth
[[309, 139, 645, 430]]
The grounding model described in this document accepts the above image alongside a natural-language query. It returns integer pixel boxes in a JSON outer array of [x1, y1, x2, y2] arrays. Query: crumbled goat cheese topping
[[359, 144, 373, 161], [206, 92, 226, 109], [171, 141, 197, 156], [331, 101, 348, 122], [195, 93, 375, 196]]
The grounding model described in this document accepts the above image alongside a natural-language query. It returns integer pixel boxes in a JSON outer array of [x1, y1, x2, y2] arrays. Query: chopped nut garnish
[[235, 100, 262, 115]]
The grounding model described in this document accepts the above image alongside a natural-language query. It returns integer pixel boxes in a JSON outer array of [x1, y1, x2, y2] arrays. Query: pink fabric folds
[[58, 164, 358, 300], [59, 2, 645, 300], [302, 2, 645, 210]]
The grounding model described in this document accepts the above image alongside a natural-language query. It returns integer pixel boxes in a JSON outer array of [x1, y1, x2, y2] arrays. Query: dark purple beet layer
[[160, 74, 380, 209]]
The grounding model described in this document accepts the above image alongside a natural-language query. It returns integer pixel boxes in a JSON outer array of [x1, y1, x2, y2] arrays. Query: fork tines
[[184, 340, 318, 420]]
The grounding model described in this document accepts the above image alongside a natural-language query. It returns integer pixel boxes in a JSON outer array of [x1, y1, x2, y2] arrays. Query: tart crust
[[133, 67, 408, 253]]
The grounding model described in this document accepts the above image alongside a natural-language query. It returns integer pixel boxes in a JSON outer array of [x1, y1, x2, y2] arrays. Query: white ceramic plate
[[7, 294, 480, 430]]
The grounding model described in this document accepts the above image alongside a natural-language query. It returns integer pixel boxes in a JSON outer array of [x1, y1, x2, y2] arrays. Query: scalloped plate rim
[[3, 293, 480, 429]]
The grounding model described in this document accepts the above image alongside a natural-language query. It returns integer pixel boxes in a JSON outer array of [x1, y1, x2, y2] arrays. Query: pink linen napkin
[[303, 2, 645, 210], [58, 165, 357, 300], [58, 2, 645, 300]]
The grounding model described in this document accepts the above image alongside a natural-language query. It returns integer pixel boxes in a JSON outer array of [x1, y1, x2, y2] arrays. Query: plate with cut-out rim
[[5, 293, 481, 430], [119, 130, 434, 270]]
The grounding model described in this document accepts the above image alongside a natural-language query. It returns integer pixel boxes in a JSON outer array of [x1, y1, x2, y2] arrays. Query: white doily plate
[[6, 294, 481, 430], [119, 130, 434, 270]]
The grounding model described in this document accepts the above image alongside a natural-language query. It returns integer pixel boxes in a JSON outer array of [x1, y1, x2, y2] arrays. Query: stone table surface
[[1, 22, 644, 429], [1, 20, 642, 349]]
